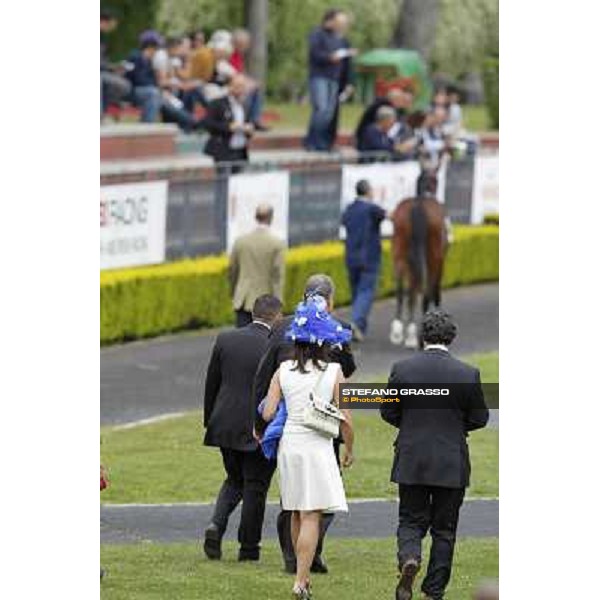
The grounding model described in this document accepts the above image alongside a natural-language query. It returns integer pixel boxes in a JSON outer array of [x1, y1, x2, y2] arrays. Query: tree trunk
[[245, 0, 268, 85], [391, 0, 440, 61]]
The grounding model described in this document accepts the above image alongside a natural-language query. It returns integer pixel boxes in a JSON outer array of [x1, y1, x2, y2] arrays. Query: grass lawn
[[100, 352, 498, 505], [100, 537, 497, 600], [265, 102, 492, 133]]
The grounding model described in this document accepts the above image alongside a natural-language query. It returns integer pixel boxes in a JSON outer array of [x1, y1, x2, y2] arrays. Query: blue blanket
[[257, 399, 287, 460]]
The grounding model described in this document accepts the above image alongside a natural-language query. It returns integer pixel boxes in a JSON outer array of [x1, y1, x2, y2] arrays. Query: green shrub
[[483, 56, 499, 130], [101, 225, 499, 344]]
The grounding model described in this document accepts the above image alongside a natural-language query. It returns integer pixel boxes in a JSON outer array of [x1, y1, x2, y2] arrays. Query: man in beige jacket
[[230, 204, 286, 327]]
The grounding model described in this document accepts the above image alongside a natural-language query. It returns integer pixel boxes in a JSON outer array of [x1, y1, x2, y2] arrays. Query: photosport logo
[[337, 384, 499, 409]]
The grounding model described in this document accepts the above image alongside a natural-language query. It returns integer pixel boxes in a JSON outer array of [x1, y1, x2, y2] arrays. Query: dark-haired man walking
[[202, 294, 283, 562], [380, 309, 489, 600]]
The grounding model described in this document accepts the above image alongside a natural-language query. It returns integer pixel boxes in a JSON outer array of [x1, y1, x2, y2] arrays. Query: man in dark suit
[[253, 273, 356, 575], [380, 309, 489, 600], [202, 294, 283, 562], [203, 73, 254, 170], [355, 85, 414, 151]]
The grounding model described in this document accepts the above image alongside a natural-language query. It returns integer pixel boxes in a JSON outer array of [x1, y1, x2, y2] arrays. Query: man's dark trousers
[[348, 265, 379, 333], [397, 484, 465, 600], [212, 447, 276, 557]]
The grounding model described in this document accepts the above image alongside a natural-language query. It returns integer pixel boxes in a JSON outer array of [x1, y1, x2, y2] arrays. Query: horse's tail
[[408, 198, 428, 290]]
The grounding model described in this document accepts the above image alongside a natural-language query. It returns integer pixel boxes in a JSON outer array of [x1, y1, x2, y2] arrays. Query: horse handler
[[341, 179, 387, 341]]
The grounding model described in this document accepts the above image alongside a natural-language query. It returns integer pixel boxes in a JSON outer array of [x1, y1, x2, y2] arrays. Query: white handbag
[[302, 366, 345, 438]]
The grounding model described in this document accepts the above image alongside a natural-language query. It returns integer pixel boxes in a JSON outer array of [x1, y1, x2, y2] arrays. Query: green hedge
[[101, 225, 499, 344]]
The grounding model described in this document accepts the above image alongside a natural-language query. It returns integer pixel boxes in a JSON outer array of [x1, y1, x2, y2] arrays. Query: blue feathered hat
[[285, 295, 351, 347]]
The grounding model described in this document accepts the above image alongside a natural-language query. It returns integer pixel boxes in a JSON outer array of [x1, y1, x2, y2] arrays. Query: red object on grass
[[100, 465, 109, 491]]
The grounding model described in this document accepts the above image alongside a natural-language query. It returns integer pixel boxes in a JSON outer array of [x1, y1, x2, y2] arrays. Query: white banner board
[[100, 180, 168, 270], [341, 161, 446, 236], [471, 155, 499, 224], [227, 171, 290, 252]]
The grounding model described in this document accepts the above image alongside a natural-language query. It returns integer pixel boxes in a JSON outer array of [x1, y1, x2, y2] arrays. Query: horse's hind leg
[[395, 275, 404, 320], [405, 279, 419, 349], [422, 286, 431, 314], [389, 272, 405, 345], [432, 279, 442, 307]]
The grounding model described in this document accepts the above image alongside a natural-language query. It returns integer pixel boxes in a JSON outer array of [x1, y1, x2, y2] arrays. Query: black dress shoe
[[310, 555, 329, 574], [238, 550, 260, 562], [396, 558, 420, 600], [203, 523, 223, 560], [253, 122, 271, 132]]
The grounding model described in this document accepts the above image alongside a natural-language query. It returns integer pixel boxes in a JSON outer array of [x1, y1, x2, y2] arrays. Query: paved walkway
[[101, 283, 498, 426], [101, 498, 498, 545]]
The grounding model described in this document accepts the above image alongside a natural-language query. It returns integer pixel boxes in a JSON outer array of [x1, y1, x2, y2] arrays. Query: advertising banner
[[100, 180, 168, 270], [471, 154, 499, 224], [341, 161, 446, 236], [227, 171, 290, 252]]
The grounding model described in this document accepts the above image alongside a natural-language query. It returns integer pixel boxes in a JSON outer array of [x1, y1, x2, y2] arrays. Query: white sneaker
[[389, 319, 404, 345], [405, 322, 419, 349]]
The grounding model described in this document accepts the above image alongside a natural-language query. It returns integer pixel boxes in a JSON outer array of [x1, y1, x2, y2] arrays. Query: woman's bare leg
[[294, 511, 322, 589], [291, 511, 301, 554]]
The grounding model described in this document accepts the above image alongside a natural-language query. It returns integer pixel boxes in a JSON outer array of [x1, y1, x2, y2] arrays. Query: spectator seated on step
[[100, 7, 131, 118], [187, 30, 235, 104], [124, 30, 164, 123], [355, 85, 414, 151], [229, 28, 269, 131], [152, 35, 204, 133], [359, 106, 419, 163]]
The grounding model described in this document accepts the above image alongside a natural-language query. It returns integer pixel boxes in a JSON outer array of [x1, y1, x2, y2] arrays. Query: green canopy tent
[[354, 49, 432, 110]]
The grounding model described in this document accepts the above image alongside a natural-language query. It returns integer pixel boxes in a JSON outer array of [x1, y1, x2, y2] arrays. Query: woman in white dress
[[263, 296, 354, 599]]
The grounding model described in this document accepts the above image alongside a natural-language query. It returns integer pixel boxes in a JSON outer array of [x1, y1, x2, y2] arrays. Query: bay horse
[[389, 170, 448, 347]]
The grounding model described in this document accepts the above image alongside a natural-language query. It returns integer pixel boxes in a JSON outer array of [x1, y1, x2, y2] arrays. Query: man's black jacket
[[203, 322, 271, 451], [203, 96, 250, 162], [252, 314, 356, 435], [380, 348, 489, 489], [355, 98, 407, 151]]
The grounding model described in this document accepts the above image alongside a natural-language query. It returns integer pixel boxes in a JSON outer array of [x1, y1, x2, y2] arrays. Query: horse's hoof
[[389, 319, 404, 345], [405, 323, 419, 349]]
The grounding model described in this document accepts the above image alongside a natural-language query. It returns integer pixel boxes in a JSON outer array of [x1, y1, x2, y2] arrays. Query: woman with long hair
[[262, 295, 354, 599]]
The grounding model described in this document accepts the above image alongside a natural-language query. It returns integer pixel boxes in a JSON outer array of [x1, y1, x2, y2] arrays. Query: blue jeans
[[348, 266, 379, 333], [305, 77, 339, 150], [245, 88, 263, 124], [131, 85, 162, 122], [161, 100, 198, 133], [182, 85, 207, 112]]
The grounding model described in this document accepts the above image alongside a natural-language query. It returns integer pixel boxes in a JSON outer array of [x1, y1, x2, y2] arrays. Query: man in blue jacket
[[125, 31, 163, 122], [341, 179, 387, 340], [305, 9, 357, 151]]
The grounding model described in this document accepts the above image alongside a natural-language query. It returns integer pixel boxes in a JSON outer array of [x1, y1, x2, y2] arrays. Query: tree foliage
[[102, 0, 161, 60], [431, 0, 499, 75], [122, 0, 498, 99]]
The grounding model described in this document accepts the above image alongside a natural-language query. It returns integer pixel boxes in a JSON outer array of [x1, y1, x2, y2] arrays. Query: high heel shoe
[[292, 582, 312, 599]]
